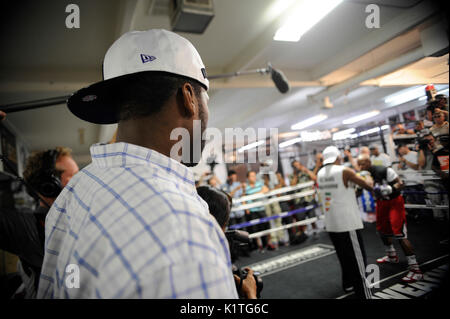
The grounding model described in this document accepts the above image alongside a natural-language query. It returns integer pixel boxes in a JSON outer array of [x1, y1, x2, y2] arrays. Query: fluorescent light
[[418, 88, 449, 101], [359, 127, 380, 136], [384, 85, 426, 106], [274, 0, 343, 42], [350, 133, 359, 139], [381, 125, 390, 130], [300, 130, 331, 142], [333, 128, 356, 141], [342, 110, 380, 125], [279, 137, 302, 148], [291, 114, 328, 130], [237, 140, 265, 153]]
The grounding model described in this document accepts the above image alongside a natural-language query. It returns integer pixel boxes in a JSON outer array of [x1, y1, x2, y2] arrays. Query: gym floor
[[234, 215, 450, 299]]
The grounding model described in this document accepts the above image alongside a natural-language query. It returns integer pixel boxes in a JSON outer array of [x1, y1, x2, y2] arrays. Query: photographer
[[196, 186, 258, 299], [432, 135, 449, 190], [0, 147, 79, 298], [417, 133, 447, 220]]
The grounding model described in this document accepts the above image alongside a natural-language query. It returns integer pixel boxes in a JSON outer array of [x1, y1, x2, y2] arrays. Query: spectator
[[221, 171, 245, 227], [392, 123, 415, 135], [397, 144, 419, 171], [430, 111, 449, 138], [370, 145, 392, 167], [432, 135, 449, 193], [343, 148, 359, 171], [414, 120, 429, 137], [312, 153, 324, 177], [261, 174, 287, 250], [417, 133, 446, 220], [397, 144, 426, 218], [289, 160, 318, 241], [0, 147, 79, 298], [244, 171, 270, 252], [434, 94, 449, 119]]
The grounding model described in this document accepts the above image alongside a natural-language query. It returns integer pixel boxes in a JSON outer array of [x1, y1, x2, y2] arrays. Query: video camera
[[225, 230, 263, 298]]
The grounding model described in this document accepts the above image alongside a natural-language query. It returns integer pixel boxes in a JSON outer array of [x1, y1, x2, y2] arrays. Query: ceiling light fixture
[[237, 140, 265, 153], [273, 0, 343, 42], [279, 137, 302, 148], [384, 85, 426, 106], [359, 127, 380, 136], [342, 110, 380, 125], [291, 114, 328, 130]]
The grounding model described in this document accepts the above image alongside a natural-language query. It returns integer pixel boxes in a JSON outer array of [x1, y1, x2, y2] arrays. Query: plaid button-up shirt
[[37, 142, 238, 299]]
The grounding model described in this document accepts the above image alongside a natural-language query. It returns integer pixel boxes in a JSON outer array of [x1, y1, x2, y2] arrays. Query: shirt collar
[[90, 142, 195, 187]]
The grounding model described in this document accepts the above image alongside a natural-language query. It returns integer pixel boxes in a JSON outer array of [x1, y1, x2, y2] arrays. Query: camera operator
[[432, 135, 449, 191], [196, 186, 259, 299], [0, 147, 79, 298]]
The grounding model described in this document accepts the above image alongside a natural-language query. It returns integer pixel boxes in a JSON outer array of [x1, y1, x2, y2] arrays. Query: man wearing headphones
[[0, 147, 79, 298]]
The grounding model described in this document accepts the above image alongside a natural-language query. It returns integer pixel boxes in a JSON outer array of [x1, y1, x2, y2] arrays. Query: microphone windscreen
[[271, 68, 290, 94]]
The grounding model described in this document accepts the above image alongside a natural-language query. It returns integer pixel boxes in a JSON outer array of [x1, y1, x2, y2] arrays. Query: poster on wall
[[0, 125, 18, 175]]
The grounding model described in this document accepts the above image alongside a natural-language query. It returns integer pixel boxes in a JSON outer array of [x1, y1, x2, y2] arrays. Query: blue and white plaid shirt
[[37, 142, 238, 299]]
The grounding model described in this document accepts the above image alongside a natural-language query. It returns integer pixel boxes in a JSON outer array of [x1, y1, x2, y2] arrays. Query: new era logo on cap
[[140, 54, 156, 63]]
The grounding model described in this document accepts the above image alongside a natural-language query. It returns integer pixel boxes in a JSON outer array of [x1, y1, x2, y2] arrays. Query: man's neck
[[116, 118, 178, 158]]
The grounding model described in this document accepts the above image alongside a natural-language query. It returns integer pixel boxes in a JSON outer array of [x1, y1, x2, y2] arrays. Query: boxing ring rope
[[229, 204, 319, 230], [226, 172, 448, 240], [232, 181, 314, 205], [249, 216, 324, 239]]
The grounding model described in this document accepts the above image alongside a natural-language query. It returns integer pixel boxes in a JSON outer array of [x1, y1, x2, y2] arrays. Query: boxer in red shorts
[[357, 154, 423, 283]]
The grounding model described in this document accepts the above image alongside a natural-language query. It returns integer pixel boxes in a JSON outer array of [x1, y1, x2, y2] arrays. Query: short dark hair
[[196, 186, 231, 228], [115, 71, 204, 121], [397, 144, 407, 151], [227, 170, 237, 177]]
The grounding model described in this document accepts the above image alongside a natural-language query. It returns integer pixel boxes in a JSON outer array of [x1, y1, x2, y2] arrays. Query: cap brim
[[67, 75, 134, 125], [323, 156, 337, 165]]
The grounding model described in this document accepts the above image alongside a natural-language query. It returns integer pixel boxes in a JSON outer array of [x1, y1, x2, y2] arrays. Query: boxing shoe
[[376, 255, 399, 264], [401, 267, 423, 283]]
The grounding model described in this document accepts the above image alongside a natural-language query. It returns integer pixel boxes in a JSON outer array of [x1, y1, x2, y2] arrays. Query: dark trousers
[[328, 229, 373, 299], [245, 209, 269, 248]]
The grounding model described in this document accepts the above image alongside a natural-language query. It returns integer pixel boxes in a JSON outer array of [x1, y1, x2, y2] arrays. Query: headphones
[[30, 150, 63, 198]]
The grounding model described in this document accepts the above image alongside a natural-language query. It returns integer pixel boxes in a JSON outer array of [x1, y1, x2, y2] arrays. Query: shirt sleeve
[[386, 167, 398, 183]]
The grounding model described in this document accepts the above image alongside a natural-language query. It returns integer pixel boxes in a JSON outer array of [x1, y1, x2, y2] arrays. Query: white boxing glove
[[380, 185, 392, 196]]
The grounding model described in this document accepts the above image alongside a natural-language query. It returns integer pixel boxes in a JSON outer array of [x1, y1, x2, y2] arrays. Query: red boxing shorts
[[376, 195, 407, 239]]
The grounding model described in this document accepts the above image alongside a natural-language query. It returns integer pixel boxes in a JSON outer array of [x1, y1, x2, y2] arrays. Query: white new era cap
[[322, 146, 341, 165], [67, 29, 209, 124]]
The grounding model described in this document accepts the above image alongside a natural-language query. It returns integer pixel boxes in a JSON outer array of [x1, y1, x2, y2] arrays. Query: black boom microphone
[[208, 62, 290, 94], [268, 63, 290, 94]]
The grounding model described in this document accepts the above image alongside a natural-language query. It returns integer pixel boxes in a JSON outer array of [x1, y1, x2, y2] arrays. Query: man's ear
[[180, 82, 196, 118]]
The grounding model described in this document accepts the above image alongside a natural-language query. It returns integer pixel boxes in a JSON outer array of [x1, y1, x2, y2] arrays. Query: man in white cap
[[38, 29, 239, 298], [317, 146, 374, 299]]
